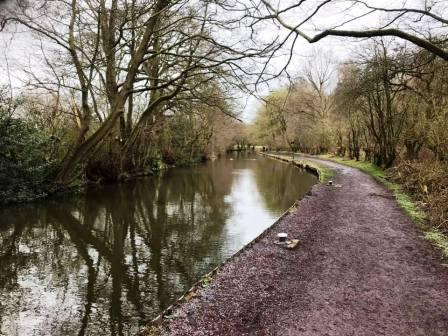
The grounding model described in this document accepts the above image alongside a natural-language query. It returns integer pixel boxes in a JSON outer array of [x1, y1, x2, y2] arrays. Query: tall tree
[[2, 0, 271, 184]]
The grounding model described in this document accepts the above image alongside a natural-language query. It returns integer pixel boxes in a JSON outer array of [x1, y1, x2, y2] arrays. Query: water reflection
[[0, 153, 316, 336]]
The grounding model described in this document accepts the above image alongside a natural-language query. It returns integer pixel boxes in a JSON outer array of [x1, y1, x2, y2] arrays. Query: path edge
[[140, 153, 324, 335]]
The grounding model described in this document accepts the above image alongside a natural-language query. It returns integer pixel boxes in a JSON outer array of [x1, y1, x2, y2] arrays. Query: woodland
[[0, 0, 447, 232]]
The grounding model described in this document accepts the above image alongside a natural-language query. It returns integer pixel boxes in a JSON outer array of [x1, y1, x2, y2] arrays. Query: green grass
[[320, 154, 387, 182], [317, 166, 334, 182], [300, 159, 334, 182], [270, 153, 334, 182], [319, 154, 448, 258], [425, 230, 448, 259]]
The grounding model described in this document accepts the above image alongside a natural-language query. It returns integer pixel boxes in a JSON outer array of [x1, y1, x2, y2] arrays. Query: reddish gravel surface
[[159, 156, 448, 336]]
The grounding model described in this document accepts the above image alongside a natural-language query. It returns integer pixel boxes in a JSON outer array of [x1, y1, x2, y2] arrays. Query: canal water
[[0, 153, 317, 336]]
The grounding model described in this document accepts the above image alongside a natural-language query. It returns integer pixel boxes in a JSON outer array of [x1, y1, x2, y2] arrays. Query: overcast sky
[[0, 0, 445, 122]]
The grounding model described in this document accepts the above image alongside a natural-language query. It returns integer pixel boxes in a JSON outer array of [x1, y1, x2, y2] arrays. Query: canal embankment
[[148, 153, 448, 336], [0, 153, 318, 336]]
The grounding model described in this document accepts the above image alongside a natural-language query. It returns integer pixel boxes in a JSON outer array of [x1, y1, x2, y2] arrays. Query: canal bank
[[151, 154, 448, 336], [0, 153, 318, 336]]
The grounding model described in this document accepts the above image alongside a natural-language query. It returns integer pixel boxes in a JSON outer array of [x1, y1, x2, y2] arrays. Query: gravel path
[[158, 155, 448, 336]]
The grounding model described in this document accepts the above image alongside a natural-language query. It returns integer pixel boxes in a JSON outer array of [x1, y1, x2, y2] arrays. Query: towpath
[[158, 154, 448, 336]]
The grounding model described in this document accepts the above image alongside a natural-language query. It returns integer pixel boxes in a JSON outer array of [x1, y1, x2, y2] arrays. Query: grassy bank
[[262, 152, 334, 183], [296, 159, 334, 182], [319, 154, 448, 259], [302, 159, 334, 182]]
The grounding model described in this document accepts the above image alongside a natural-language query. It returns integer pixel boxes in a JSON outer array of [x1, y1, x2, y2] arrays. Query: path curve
[[158, 155, 448, 336]]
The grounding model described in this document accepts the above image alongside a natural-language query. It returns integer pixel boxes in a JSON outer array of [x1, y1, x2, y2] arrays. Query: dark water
[[0, 153, 316, 336]]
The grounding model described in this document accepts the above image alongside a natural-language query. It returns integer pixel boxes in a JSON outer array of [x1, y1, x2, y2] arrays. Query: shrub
[[387, 160, 448, 232], [0, 110, 59, 203]]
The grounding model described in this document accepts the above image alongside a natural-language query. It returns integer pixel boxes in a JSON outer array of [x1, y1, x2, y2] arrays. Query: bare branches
[[256, 0, 448, 61], [309, 29, 448, 62], [353, 1, 448, 26]]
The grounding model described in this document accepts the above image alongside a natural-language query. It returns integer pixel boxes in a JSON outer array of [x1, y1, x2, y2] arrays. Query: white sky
[[0, 0, 445, 122]]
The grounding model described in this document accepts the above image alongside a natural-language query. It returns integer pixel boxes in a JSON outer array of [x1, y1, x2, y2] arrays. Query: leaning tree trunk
[[56, 97, 126, 184]]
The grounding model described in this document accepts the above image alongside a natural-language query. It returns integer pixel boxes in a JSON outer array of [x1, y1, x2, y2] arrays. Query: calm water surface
[[0, 153, 317, 336]]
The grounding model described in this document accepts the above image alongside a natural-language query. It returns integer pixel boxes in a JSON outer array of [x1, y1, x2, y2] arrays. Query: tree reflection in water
[[0, 153, 316, 336]]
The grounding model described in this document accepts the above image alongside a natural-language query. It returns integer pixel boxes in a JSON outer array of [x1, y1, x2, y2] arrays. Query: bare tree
[[302, 49, 336, 119], [2, 0, 275, 184]]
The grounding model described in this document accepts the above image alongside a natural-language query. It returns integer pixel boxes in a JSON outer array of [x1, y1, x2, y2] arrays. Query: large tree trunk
[[56, 97, 126, 184], [55, 0, 171, 184]]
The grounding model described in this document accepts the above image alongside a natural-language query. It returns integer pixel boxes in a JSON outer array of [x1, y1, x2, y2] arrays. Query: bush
[[387, 160, 448, 232], [0, 110, 59, 203]]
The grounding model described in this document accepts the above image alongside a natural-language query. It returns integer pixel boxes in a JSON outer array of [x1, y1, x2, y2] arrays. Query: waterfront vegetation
[[249, 41, 448, 236], [0, 0, 254, 204], [1, 1, 447, 217], [0, 87, 245, 203], [0, 2, 447, 233], [1, 1, 448, 335]]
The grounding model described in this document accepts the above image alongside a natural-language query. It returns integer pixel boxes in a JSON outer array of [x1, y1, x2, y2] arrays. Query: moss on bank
[[261, 152, 334, 183], [303, 160, 334, 182], [294, 158, 334, 183], [319, 154, 448, 259]]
